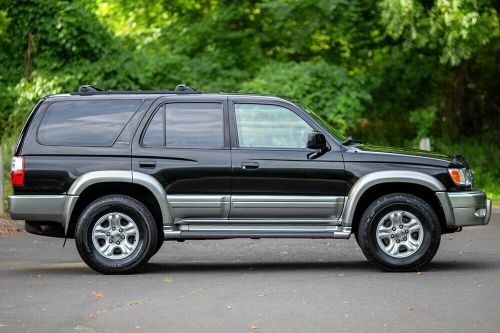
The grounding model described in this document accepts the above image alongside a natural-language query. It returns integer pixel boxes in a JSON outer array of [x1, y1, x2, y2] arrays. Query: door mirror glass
[[307, 131, 327, 150]]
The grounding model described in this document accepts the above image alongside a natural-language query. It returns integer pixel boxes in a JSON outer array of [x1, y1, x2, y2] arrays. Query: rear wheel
[[75, 195, 157, 274], [357, 193, 441, 271]]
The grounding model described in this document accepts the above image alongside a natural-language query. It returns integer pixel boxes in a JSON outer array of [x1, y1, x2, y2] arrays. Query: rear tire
[[75, 195, 157, 274], [357, 193, 441, 272]]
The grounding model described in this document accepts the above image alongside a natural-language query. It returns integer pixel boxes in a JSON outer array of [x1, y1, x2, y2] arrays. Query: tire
[[75, 195, 158, 274], [357, 193, 441, 272], [152, 235, 164, 256]]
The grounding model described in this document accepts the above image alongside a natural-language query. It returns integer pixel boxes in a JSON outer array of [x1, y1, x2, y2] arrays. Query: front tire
[[75, 195, 158, 274], [357, 193, 441, 271]]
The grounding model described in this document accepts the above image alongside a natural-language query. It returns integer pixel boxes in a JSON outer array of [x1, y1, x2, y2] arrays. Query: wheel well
[[350, 183, 447, 236], [66, 182, 163, 238]]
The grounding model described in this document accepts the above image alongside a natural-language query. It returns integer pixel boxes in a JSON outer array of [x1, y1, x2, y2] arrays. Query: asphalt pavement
[[1, 210, 499, 333]]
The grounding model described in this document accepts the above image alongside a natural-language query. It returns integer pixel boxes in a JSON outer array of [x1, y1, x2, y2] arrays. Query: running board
[[163, 226, 351, 240]]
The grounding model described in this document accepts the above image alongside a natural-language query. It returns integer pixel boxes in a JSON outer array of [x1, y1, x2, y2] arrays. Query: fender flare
[[341, 170, 446, 227], [65, 170, 173, 235]]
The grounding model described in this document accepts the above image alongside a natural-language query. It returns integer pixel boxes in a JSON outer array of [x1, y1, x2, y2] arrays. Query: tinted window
[[143, 106, 164, 146], [163, 103, 223, 148], [38, 100, 142, 146], [235, 104, 313, 148]]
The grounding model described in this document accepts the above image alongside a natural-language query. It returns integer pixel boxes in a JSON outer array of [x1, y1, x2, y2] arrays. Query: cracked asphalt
[[1, 209, 499, 333]]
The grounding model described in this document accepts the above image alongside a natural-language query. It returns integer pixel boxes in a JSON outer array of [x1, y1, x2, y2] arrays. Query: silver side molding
[[341, 170, 446, 227], [168, 195, 231, 220], [230, 195, 344, 219]]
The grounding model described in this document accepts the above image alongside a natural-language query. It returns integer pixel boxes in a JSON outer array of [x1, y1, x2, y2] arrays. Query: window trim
[[230, 102, 329, 151], [36, 99, 143, 147], [139, 101, 226, 150], [141, 104, 165, 147]]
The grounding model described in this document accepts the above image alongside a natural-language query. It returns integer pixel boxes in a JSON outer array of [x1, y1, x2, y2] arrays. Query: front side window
[[235, 104, 314, 148], [38, 99, 142, 146], [142, 102, 224, 149]]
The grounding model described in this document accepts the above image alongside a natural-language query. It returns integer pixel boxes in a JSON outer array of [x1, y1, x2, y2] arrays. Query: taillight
[[11, 156, 24, 186]]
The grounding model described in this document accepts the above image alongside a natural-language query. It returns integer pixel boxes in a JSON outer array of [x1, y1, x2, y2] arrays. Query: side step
[[163, 225, 352, 240]]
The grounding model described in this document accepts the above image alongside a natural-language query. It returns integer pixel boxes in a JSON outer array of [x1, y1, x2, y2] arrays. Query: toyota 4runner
[[8, 84, 492, 274]]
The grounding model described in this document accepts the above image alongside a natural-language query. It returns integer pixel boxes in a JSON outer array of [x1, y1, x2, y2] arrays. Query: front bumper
[[437, 191, 492, 227]]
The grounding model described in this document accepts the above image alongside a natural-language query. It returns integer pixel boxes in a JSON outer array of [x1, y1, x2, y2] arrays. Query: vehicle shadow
[[8, 258, 498, 276], [141, 258, 498, 274]]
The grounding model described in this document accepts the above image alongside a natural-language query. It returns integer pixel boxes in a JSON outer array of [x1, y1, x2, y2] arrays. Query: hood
[[344, 144, 468, 168]]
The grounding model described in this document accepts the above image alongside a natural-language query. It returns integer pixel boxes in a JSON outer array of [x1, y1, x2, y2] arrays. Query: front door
[[229, 100, 346, 220], [132, 98, 231, 221]]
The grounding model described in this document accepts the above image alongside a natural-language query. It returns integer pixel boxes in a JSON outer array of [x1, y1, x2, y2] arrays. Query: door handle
[[139, 161, 156, 168], [241, 161, 259, 170]]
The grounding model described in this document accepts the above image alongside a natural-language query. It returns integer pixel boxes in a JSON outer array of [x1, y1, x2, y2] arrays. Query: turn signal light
[[11, 156, 24, 186], [449, 169, 462, 184], [448, 168, 472, 186]]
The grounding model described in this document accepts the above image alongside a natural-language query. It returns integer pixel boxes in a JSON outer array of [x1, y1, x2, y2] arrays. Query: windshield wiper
[[341, 136, 362, 145]]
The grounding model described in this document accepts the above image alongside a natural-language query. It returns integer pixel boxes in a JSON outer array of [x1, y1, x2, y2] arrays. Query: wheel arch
[[342, 171, 448, 234], [65, 171, 172, 238]]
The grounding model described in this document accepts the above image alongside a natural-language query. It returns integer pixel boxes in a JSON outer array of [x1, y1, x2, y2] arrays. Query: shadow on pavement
[[6, 258, 498, 276]]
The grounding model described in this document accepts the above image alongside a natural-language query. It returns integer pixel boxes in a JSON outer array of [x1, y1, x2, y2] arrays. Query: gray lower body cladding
[[8, 190, 491, 239]]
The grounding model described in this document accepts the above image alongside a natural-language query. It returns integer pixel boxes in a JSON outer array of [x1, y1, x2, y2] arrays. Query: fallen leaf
[[190, 288, 205, 295], [93, 292, 105, 299], [133, 325, 140, 331], [74, 324, 93, 332], [258, 293, 267, 297], [250, 325, 259, 330], [163, 277, 175, 283], [342, 301, 349, 304], [416, 272, 422, 276], [226, 306, 232, 309], [127, 300, 142, 306]]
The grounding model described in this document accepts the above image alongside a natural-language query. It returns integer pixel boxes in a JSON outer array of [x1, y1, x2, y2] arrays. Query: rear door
[[132, 97, 231, 221]]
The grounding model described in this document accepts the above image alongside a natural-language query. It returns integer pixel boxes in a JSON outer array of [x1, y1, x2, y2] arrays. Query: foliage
[[0, 0, 499, 201], [243, 61, 371, 132]]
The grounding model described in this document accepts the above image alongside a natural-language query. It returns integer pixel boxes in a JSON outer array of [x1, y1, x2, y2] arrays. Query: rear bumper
[[8, 195, 78, 236], [437, 191, 491, 227], [8, 195, 67, 223]]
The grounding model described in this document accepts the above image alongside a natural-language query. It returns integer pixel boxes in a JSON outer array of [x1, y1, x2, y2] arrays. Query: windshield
[[299, 105, 347, 143]]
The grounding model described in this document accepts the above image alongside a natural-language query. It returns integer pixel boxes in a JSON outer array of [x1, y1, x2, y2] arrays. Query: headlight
[[448, 168, 473, 186]]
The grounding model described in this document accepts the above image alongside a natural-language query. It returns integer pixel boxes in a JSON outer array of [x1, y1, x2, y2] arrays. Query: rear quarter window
[[37, 99, 142, 146]]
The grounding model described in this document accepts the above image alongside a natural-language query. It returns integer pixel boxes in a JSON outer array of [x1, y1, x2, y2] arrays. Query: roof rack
[[71, 83, 201, 95]]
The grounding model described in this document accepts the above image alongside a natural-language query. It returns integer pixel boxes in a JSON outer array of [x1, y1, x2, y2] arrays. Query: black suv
[[8, 84, 491, 274]]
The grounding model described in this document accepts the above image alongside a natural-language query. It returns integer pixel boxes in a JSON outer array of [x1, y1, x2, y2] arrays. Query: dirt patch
[[0, 217, 23, 234]]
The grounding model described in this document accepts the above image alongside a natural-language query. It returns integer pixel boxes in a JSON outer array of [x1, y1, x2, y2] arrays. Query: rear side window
[[142, 102, 224, 149], [37, 100, 142, 146]]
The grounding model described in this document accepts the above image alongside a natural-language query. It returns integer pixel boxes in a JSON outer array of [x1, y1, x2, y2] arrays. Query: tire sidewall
[[359, 194, 440, 271], [76, 196, 156, 273]]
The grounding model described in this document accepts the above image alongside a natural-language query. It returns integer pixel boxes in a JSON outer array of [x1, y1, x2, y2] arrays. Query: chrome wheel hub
[[92, 212, 139, 260], [376, 210, 424, 258]]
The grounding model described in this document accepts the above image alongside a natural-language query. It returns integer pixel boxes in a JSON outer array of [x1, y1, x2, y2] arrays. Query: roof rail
[[71, 84, 201, 95], [175, 83, 198, 93], [78, 85, 104, 93]]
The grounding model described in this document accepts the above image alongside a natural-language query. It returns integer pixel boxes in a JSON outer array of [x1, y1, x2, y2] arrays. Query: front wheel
[[75, 195, 158, 274], [357, 193, 441, 271]]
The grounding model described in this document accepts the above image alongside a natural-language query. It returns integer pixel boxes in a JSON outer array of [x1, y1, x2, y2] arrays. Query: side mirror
[[307, 131, 327, 150]]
